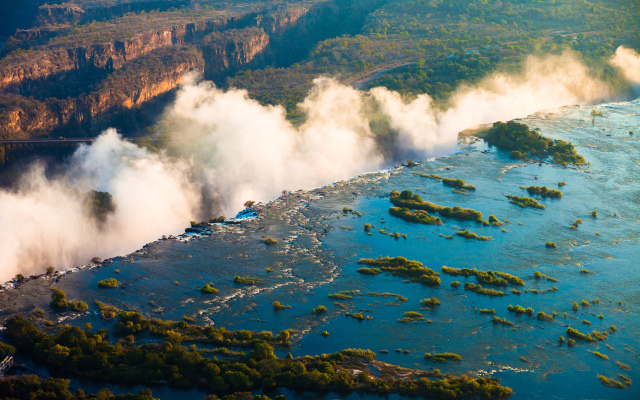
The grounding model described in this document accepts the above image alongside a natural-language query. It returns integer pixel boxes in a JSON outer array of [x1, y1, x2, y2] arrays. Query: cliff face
[[0, 14, 247, 93], [0, 0, 384, 145], [201, 28, 270, 81], [36, 3, 85, 26], [35, 1, 191, 27], [0, 47, 203, 139]]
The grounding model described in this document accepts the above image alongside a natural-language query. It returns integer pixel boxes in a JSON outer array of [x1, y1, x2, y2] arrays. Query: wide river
[[2, 99, 639, 399]]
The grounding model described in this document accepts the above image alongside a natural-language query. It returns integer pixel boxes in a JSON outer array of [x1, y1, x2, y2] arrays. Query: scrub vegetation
[[2, 316, 513, 399], [505, 195, 546, 209], [388, 207, 443, 225], [390, 190, 483, 222], [358, 256, 441, 287]]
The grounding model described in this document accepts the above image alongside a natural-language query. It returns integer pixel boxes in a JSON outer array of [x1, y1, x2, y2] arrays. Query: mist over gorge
[[0, 47, 638, 281]]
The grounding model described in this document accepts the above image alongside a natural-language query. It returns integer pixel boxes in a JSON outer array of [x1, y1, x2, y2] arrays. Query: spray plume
[[0, 49, 632, 281], [610, 46, 640, 84]]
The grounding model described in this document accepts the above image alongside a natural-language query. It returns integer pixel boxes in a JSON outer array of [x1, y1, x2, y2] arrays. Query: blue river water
[[4, 99, 640, 399]]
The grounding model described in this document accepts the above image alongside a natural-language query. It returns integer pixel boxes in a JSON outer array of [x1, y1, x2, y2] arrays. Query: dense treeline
[[3, 316, 512, 399], [0, 374, 159, 400]]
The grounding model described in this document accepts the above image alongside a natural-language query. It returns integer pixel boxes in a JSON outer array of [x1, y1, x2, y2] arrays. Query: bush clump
[[273, 301, 292, 310], [357, 256, 441, 287], [200, 284, 219, 294], [523, 186, 563, 198], [97, 278, 120, 288], [69, 301, 88, 313], [311, 306, 327, 314], [464, 282, 506, 297], [442, 178, 476, 191], [50, 289, 68, 310], [261, 237, 278, 245], [357, 267, 381, 275], [388, 207, 442, 225], [506, 195, 546, 209], [398, 311, 425, 323], [390, 190, 483, 222], [420, 298, 441, 307], [424, 352, 462, 362], [234, 276, 262, 285]]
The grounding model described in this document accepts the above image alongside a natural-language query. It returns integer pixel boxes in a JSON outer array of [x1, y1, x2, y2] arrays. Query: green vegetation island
[[390, 190, 483, 222], [358, 256, 441, 287], [484, 121, 586, 166], [388, 207, 443, 225], [521, 186, 563, 198], [505, 195, 546, 210]]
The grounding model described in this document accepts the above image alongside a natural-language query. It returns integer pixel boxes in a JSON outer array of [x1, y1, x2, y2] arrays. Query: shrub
[[97, 278, 120, 288], [398, 311, 425, 323], [451, 281, 460, 288], [464, 282, 506, 297], [357, 267, 381, 275], [311, 306, 327, 314], [388, 207, 442, 225], [506, 195, 546, 209], [546, 242, 557, 248], [261, 237, 278, 245], [442, 178, 476, 190], [201, 284, 219, 294], [424, 352, 461, 362], [523, 186, 563, 198], [50, 289, 67, 310], [234, 276, 262, 285], [69, 301, 88, 312], [421, 298, 441, 307]]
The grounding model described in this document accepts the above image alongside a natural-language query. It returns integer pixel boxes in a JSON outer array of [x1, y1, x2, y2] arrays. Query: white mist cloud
[[167, 75, 382, 215], [0, 130, 200, 282], [371, 52, 611, 156], [0, 51, 624, 281], [610, 46, 640, 84]]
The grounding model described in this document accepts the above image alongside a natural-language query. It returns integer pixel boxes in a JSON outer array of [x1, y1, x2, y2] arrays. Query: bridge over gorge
[[0, 356, 13, 378], [0, 137, 137, 165]]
